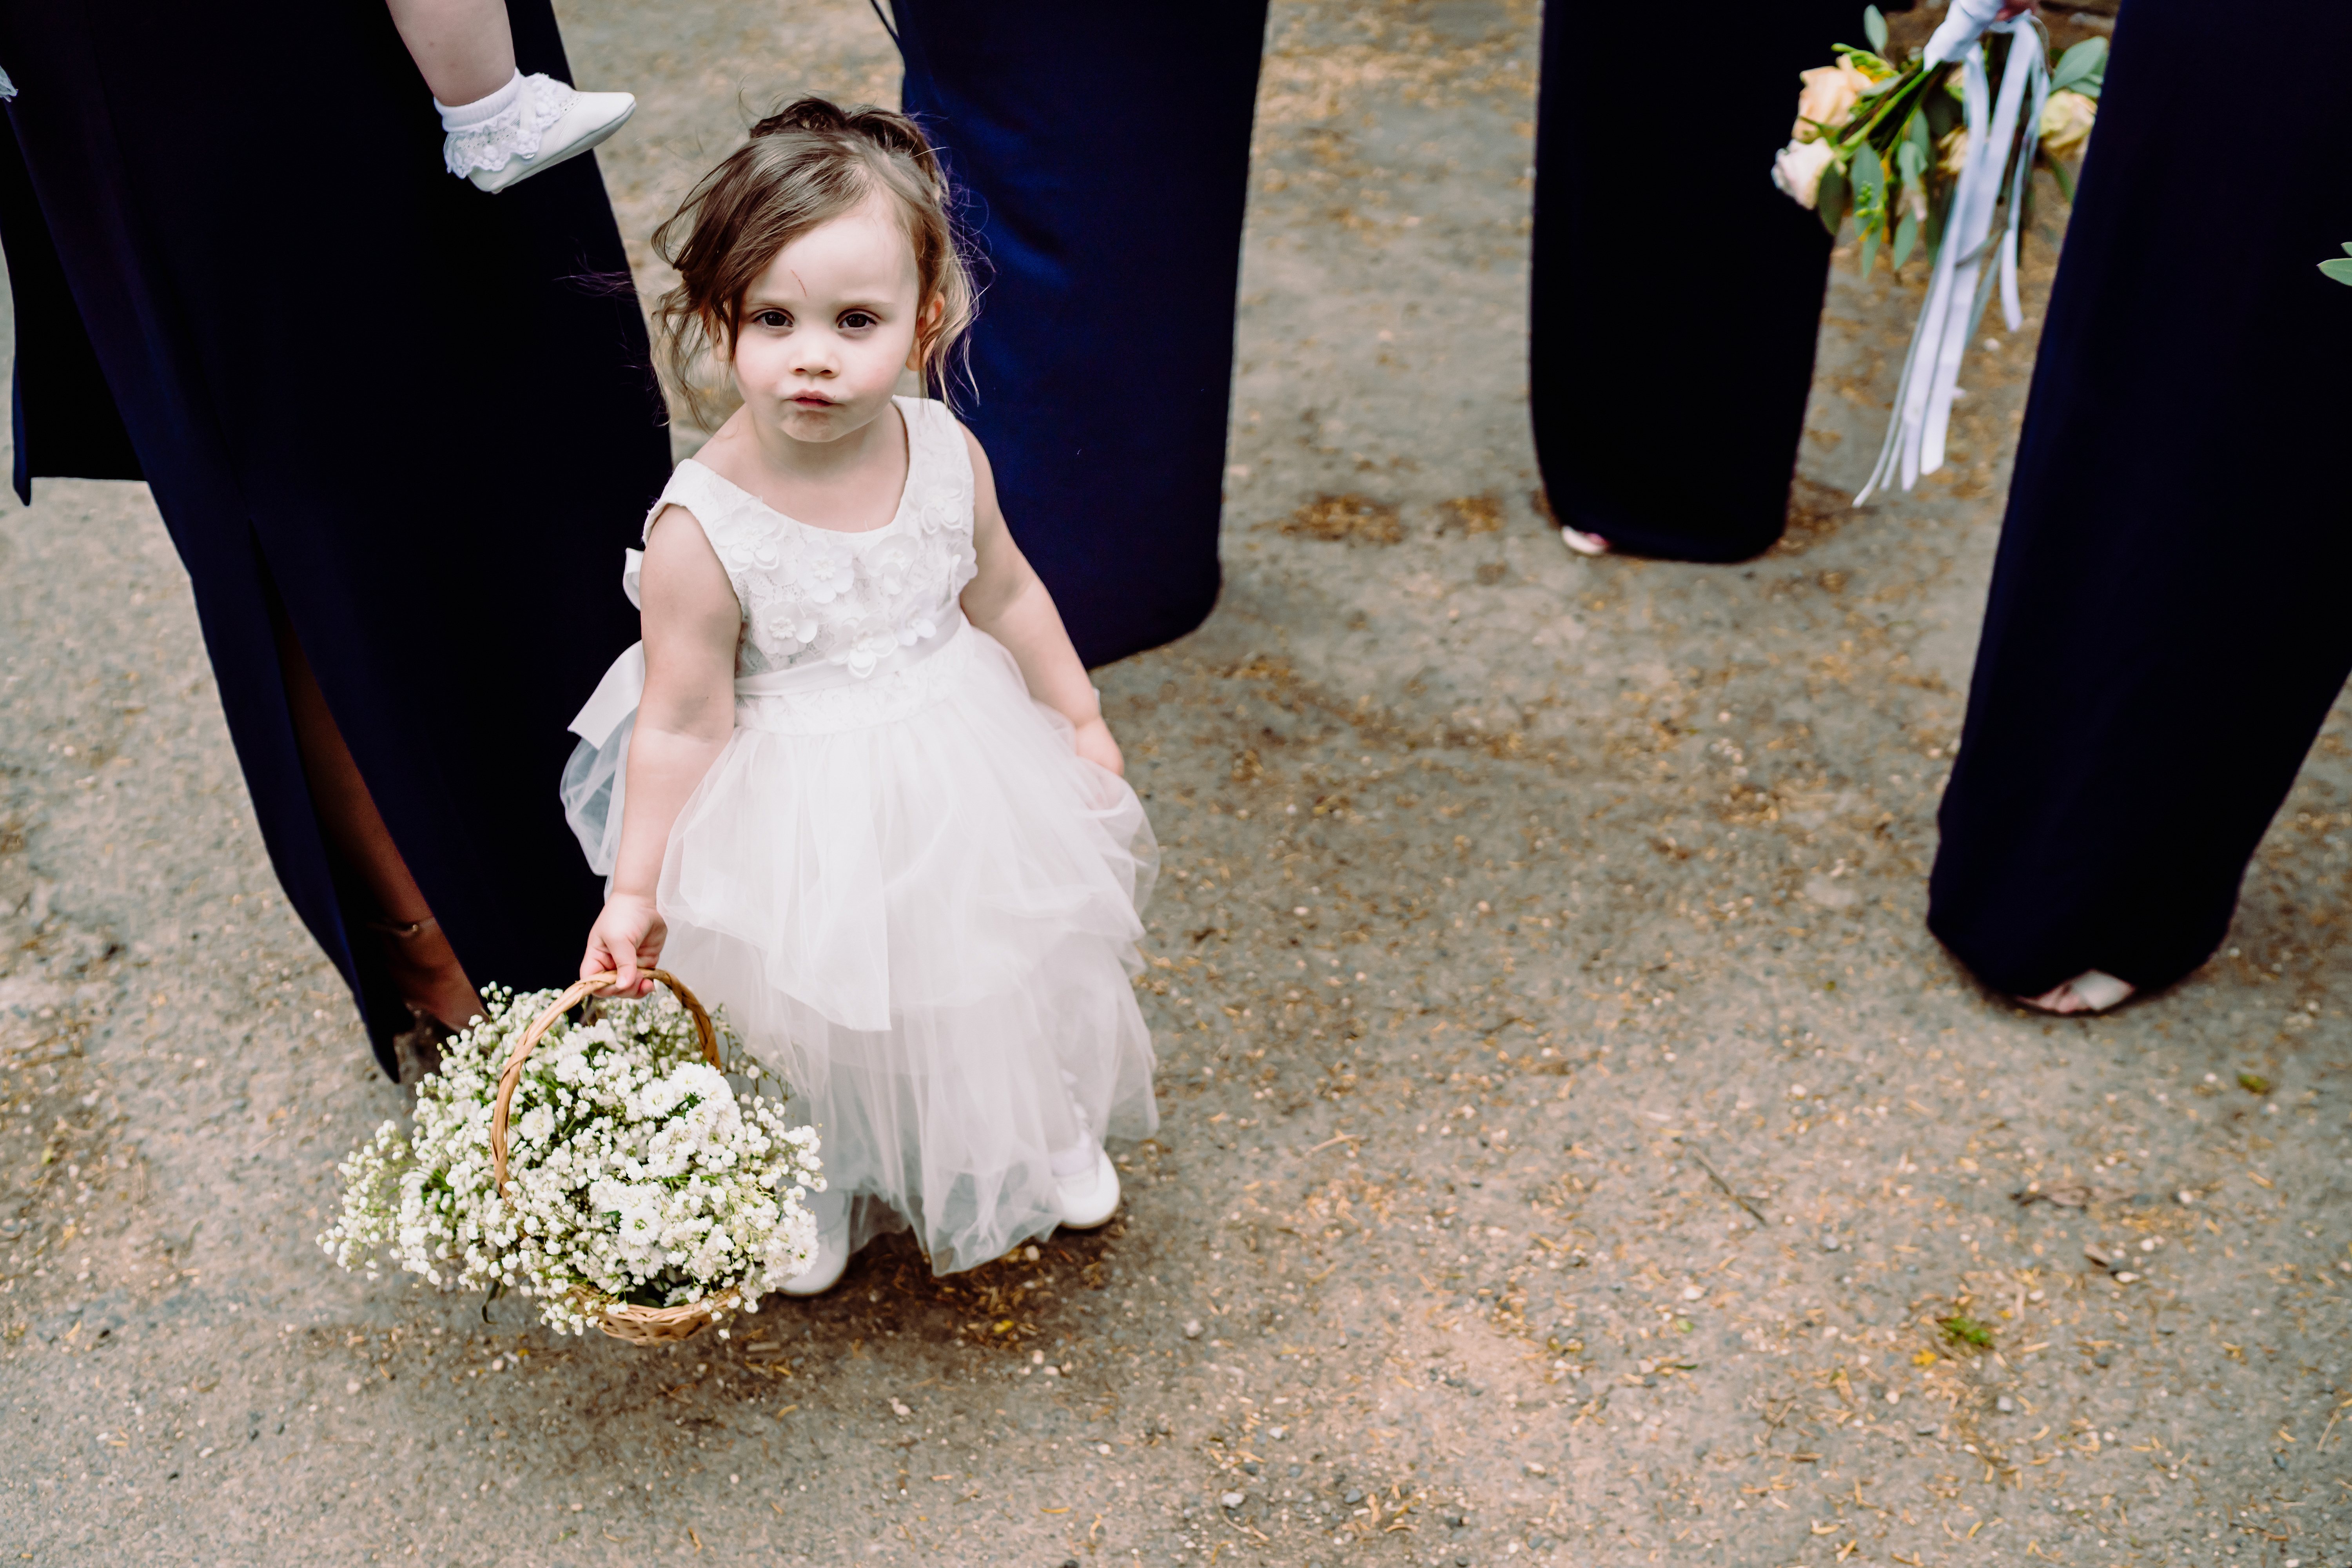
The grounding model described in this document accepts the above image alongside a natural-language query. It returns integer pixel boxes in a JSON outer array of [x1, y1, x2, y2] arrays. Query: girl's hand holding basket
[[320, 970, 822, 1345], [582, 892, 668, 999]]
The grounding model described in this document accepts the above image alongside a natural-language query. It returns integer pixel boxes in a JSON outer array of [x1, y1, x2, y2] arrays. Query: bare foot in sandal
[[370, 915, 485, 1033], [2021, 969, 2134, 1015]]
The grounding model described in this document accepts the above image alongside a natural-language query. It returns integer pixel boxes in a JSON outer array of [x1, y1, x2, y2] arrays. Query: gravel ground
[[5, 3, 2349, 1565]]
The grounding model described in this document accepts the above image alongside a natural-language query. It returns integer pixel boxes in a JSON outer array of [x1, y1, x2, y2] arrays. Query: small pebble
[[1268, 1425, 1288, 1440], [1221, 1491, 1246, 1509], [1996, 1396, 2016, 1414], [1183, 1319, 1203, 1339]]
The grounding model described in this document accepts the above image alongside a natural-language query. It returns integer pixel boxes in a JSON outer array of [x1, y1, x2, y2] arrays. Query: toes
[[2022, 983, 2083, 1014], [2020, 971, 2134, 1016]]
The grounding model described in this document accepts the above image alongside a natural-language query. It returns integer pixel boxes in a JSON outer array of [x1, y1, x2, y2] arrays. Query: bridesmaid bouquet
[[319, 980, 824, 1339], [1769, 3, 2108, 499], [1771, 6, 2105, 276]]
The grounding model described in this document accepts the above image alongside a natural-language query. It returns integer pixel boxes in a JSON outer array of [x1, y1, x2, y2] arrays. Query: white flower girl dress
[[561, 397, 1158, 1272]]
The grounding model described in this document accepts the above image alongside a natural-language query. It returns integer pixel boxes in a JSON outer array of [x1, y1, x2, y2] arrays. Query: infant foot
[[2021, 969, 2134, 1015], [444, 74, 636, 194]]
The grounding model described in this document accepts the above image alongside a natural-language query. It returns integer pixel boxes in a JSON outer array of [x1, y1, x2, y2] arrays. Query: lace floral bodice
[[639, 398, 979, 680]]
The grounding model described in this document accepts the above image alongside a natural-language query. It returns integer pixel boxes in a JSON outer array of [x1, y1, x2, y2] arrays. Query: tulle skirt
[[564, 621, 1158, 1273]]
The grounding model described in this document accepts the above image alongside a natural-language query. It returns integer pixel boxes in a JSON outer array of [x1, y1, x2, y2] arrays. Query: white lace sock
[[435, 70, 576, 178]]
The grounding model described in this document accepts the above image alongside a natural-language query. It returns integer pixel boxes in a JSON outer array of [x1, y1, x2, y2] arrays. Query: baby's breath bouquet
[[320, 979, 822, 1339]]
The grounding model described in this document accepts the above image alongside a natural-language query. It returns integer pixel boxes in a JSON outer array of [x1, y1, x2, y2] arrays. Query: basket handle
[[489, 969, 720, 1197]]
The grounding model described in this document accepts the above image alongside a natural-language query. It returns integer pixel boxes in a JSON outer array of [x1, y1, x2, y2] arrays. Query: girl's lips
[[790, 395, 835, 407]]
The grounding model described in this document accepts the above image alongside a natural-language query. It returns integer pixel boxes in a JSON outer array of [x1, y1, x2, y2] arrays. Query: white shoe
[[777, 1211, 851, 1297], [463, 82, 635, 194], [1559, 526, 1611, 557], [1054, 1145, 1121, 1230]]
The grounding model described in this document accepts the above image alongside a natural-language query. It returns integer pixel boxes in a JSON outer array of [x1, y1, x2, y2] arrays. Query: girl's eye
[[753, 310, 791, 329], [839, 312, 877, 330]]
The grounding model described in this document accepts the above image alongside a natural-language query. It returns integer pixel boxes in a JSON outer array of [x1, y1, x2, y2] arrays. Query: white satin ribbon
[[1923, 0, 2008, 66], [1858, 14, 2047, 501]]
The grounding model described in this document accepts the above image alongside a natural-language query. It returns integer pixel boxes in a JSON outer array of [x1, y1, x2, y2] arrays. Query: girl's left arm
[[955, 427, 1123, 775]]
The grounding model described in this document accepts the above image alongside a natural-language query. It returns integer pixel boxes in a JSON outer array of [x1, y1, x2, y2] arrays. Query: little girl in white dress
[[561, 99, 1157, 1292]]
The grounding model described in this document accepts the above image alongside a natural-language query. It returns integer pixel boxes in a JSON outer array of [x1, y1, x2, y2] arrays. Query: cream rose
[[1771, 137, 1838, 210], [2040, 89, 2096, 161], [1793, 61, 1875, 142]]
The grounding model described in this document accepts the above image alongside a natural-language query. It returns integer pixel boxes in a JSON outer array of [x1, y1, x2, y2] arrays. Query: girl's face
[[728, 192, 935, 447]]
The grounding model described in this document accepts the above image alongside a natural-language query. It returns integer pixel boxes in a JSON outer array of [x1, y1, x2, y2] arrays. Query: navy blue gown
[[0, 4, 672, 1072], [894, 0, 1855, 635], [891, 0, 1268, 666], [1530, 0, 1859, 560], [1928, 0, 2352, 996]]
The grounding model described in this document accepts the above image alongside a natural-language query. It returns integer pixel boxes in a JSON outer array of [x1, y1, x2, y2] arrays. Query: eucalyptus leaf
[[1864, 4, 1888, 53], [2321, 257, 2352, 286], [2050, 37, 2109, 92], [1818, 163, 1849, 238], [2341, 241, 2352, 258], [1891, 209, 1919, 270], [2045, 154, 2075, 204], [1859, 225, 1880, 280], [1897, 139, 1926, 183]]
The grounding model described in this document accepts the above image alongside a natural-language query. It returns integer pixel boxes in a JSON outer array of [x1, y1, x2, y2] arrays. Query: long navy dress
[[1530, 0, 1859, 560], [893, 0, 1855, 633], [0, 4, 672, 1073], [1928, 0, 2352, 996], [891, 0, 1268, 667]]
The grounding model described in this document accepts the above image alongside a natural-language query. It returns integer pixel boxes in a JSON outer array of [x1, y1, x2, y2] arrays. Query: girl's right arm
[[581, 506, 740, 994]]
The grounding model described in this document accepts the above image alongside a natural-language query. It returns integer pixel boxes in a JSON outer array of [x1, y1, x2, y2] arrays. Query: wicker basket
[[491, 969, 743, 1347]]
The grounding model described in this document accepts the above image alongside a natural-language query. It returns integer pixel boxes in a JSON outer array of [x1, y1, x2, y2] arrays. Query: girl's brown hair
[[651, 97, 977, 427]]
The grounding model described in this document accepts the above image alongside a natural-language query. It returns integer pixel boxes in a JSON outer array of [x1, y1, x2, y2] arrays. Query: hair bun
[[749, 97, 851, 139], [748, 98, 945, 194]]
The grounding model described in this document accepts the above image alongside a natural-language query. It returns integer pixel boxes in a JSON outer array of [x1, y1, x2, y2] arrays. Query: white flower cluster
[[318, 985, 823, 1336]]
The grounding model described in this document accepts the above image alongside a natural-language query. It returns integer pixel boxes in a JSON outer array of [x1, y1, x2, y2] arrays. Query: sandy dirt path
[[4, 3, 2348, 1564]]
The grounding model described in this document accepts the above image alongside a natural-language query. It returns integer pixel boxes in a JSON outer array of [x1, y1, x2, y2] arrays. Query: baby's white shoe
[[778, 1205, 851, 1297], [438, 71, 635, 194]]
